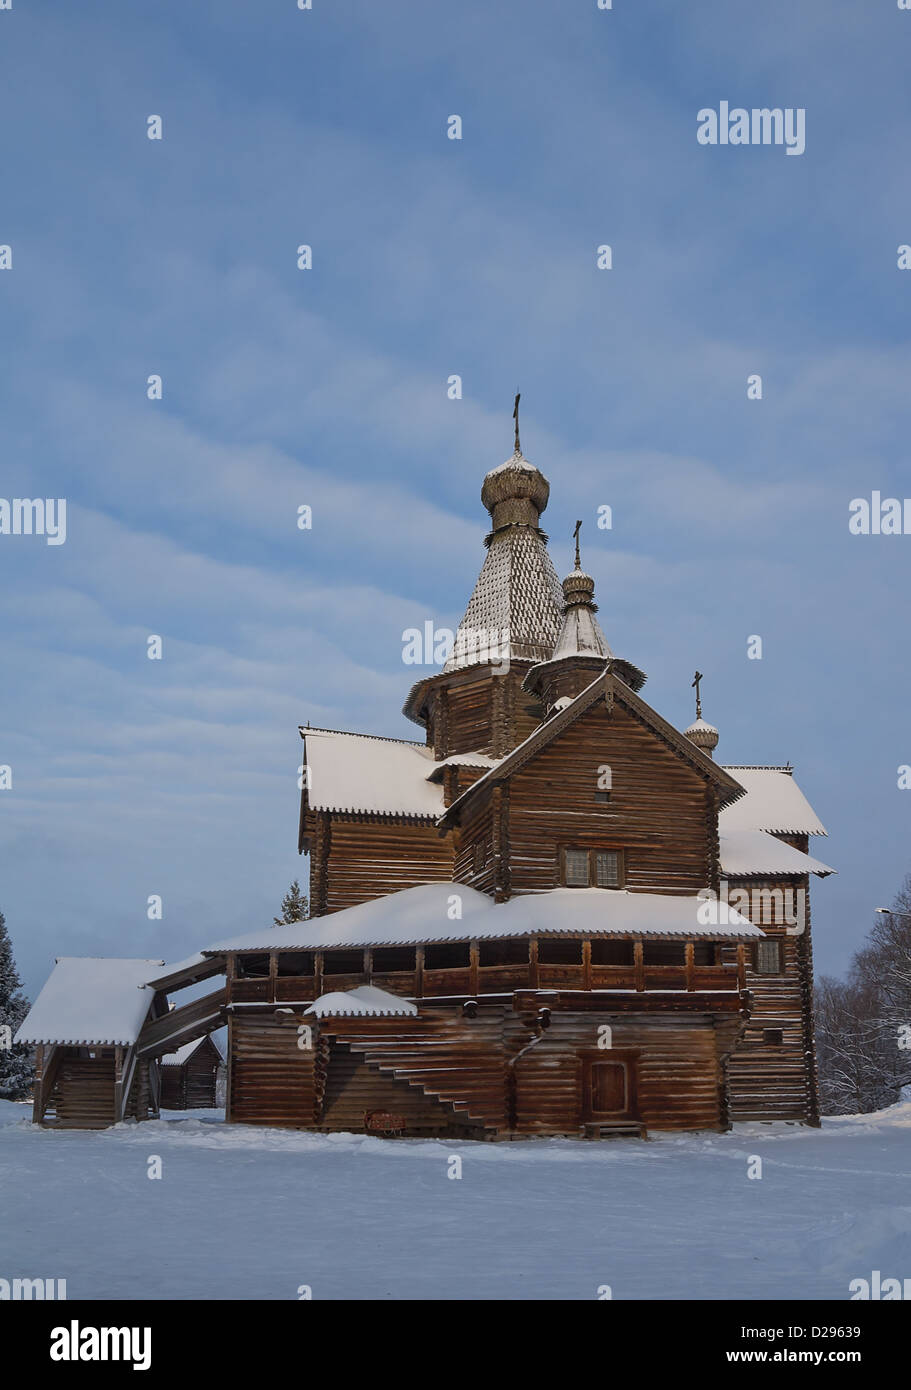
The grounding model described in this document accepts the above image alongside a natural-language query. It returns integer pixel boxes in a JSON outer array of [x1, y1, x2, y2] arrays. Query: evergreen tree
[[0, 910, 33, 1101], [273, 879, 309, 927]]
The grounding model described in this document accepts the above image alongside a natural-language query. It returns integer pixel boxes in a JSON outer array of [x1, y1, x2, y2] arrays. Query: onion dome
[[481, 449, 550, 534], [685, 671, 719, 758]]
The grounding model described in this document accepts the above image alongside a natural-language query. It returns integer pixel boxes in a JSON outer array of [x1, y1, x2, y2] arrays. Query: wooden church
[[17, 410, 833, 1137]]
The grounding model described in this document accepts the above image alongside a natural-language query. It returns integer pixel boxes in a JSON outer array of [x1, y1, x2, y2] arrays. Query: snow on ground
[[1, 1098, 910, 1300]]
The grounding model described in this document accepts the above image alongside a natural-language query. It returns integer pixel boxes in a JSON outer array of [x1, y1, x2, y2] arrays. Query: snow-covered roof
[[302, 728, 444, 817], [720, 767, 827, 836], [145, 953, 221, 989], [15, 958, 164, 1047], [720, 829, 834, 878], [204, 882, 762, 954], [161, 1035, 223, 1067], [304, 985, 419, 1019], [426, 751, 501, 776]]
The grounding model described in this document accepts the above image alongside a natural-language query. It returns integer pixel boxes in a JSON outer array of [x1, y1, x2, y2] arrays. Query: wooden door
[[582, 1051, 638, 1120]]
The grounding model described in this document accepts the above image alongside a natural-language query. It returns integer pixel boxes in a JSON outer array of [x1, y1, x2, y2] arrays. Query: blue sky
[[1, 0, 908, 995]]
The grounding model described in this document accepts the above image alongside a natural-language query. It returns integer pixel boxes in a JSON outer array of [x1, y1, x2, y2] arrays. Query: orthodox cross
[[573, 519, 582, 568], [692, 670, 704, 720], [513, 392, 521, 453]]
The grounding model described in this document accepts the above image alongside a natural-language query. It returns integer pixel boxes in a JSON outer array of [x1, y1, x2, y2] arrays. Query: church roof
[[203, 882, 764, 953], [443, 523, 564, 671], [720, 767, 827, 836], [300, 727, 444, 818], [719, 829, 834, 878]]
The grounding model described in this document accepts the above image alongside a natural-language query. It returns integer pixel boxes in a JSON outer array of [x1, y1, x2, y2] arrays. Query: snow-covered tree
[[815, 877, 911, 1115], [273, 879, 309, 927], [0, 910, 33, 1100]]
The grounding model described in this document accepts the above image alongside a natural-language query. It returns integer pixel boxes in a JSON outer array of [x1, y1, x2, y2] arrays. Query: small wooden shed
[[160, 1035, 223, 1110]]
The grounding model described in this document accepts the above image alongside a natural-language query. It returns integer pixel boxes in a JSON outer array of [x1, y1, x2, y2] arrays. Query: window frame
[[753, 939, 785, 976], [560, 846, 625, 889]]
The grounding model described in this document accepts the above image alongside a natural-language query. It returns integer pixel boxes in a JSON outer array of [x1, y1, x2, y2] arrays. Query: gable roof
[[439, 669, 746, 826], [719, 829, 834, 878], [161, 1034, 223, 1067], [15, 958, 164, 1047], [720, 767, 827, 836], [304, 985, 419, 1018], [300, 727, 445, 818]]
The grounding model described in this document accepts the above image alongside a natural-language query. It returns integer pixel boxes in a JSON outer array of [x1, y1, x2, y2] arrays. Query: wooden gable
[[449, 673, 740, 899]]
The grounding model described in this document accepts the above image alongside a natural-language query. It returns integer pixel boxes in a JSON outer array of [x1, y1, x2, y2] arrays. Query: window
[[643, 941, 686, 966], [594, 851, 620, 888], [763, 1028, 784, 1045], [538, 937, 583, 965], [564, 848, 589, 886], [754, 940, 784, 976], [473, 842, 486, 874], [562, 848, 624, 888], [323, 949, 364, 976], [371, 946, 416, 973], [237, 953, 270, 979], [479, 939, 528, 967], [424, 942, 470, 970], [594, 789, 611, 804], [276, 952, 314, 977], [693, 942, 717, 966], [591, 939, 634, 966]]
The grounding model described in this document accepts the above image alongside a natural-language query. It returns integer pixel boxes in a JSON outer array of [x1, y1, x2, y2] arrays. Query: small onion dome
[[481, 450, 550, 531], [685, 716, 719, 758]]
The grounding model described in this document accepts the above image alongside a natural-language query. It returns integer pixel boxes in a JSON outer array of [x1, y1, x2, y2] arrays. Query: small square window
[[594, 789, 611, 804], [763, 1028, 784, 1045], [564, 849, 590, 887], [754, 940, 784, 976]]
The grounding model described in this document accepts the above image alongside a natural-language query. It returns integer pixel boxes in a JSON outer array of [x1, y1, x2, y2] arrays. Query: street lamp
[[875, 907, 911, 918]]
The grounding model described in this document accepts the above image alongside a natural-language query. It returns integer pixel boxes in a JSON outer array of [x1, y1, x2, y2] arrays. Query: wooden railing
[[226, 956, 741, 1004]]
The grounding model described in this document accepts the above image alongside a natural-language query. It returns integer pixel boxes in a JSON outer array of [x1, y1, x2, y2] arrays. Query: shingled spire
[[443, 408, 563, 673], [523, 522, 645, 713], [403, 402, 565, 756]]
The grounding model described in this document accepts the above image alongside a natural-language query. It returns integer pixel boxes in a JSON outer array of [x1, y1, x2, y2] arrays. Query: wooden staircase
[[322, 1011, 508, 1131]]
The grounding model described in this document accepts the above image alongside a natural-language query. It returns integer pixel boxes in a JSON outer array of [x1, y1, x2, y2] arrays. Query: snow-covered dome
[[481, 449, 550, 531], [685, 716, 719, 758]]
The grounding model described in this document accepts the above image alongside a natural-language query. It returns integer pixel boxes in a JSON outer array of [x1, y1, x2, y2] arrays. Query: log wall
[[462, 699, 717, 898], [722, 875, 815, 1122]]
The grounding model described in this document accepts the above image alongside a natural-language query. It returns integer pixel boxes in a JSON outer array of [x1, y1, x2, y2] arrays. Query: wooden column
[[582, 939, 592, 992], [634, 940, 645, 992], [415, 945, 424, 999], [529, 938, 539, 989], [313, 811, 331, 916], [32, 1044, 45, 1123], [685, 941, 695, 992], [736, 943, 746, 992], [225, 1015, 233, 1123], [469, 941, 479, 996]]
